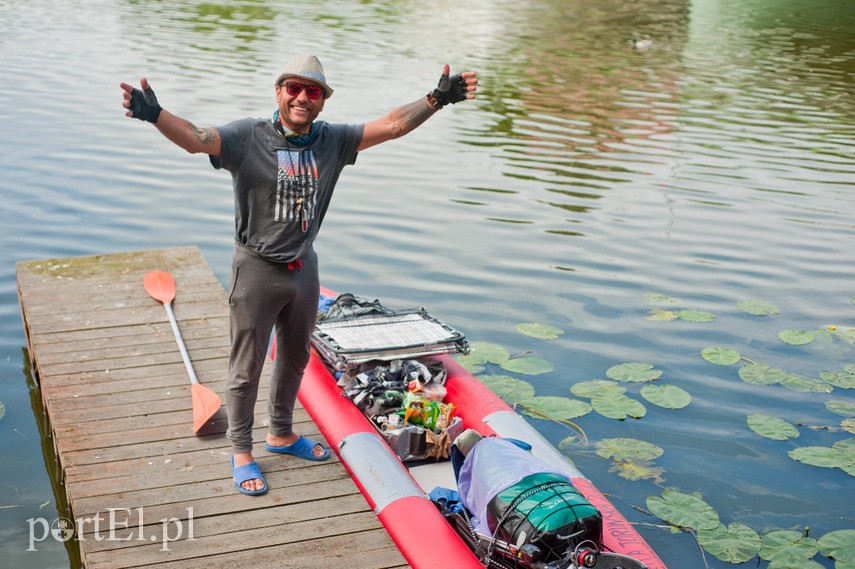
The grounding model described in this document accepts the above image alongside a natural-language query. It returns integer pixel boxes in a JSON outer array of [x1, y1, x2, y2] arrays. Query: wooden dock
[[16, 246, 409, 569]]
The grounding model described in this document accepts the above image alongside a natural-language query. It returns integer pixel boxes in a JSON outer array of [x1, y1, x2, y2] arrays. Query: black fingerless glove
[[129, 85, 162, 123], [428, 72, 468, 109]]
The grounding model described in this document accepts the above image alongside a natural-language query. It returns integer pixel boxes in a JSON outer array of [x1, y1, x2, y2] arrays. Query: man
[[120, 54, 478, 495]]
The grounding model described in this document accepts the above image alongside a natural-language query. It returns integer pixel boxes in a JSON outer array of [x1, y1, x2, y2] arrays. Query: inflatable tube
[[298, 289, 666, 569]]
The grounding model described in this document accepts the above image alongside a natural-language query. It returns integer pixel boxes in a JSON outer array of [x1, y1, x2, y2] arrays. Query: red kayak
[[295, 287, 667, 569]]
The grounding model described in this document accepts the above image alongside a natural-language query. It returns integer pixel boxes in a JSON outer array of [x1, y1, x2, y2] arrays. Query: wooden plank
[[16, 246, 410, 569]]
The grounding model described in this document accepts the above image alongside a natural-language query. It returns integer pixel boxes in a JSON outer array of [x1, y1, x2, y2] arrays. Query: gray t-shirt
[[210, 118, 363, 263]]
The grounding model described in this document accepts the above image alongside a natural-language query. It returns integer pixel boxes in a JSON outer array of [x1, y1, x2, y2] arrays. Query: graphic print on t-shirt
[[275, 149, 319, 228]]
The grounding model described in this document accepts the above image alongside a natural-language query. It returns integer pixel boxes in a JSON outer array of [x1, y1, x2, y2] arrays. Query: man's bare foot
[[266, 433, 328, 459], [233, 451, 265, 493]]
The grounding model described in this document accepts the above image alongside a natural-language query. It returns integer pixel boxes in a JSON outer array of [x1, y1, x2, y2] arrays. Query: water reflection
[[1, 1, 854, 568]]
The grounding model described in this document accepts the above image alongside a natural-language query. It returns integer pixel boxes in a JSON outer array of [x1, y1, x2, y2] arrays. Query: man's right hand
[[120, 77, 162, 123]]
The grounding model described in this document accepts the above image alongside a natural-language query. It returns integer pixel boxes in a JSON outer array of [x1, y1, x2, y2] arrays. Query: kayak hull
[[298, 289, 666, 569]]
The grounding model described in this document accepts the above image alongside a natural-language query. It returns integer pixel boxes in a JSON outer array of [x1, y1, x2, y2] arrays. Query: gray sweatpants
[[225, 243, 320, 453]]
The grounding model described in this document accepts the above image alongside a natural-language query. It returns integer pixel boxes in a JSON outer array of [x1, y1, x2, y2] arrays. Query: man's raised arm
[[120, 77, 221, 156], [358, 64, 478, 152]]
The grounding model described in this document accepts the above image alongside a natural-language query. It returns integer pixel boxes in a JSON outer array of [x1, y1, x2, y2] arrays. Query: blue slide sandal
[[232, 457, 268, 496], [266, 436, 330, 462]]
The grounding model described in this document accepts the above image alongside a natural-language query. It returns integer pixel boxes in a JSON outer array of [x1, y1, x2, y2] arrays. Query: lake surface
[[1, 0, 853, 567]]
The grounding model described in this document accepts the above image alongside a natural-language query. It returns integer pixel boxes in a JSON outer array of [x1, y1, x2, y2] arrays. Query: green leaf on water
[[779, 329, 815, 346], [515, 322, 564, 340], [608, 458, 665, 483], [697, 522, 761, 564], [788, 446, 840, 468], [817, 529, 855, 564], [646, 489, 720, 531], [570, 379, 625, 399], [767, 557, 826, 569], [827, 400, 855, 417], [759, 530, 818, 562], [821, 365, 855, 389], [640, 384, 691, 409], [644, 293, 678, 305], [832, 325, 855, 344], [677, 309, 716, 323], [500, 356, 554, 375], [557, 434, 586, 451], [780, 374, 833, 393], [606, 362, 662, 383], [701, 347, 742, 366], [842, 418, 855, 435], [647, 309, 679, 321], [595, 437, 664, 461], [453, 353, 486, 373], [737, 299, 780, 316], [519, 396, 592, 421], [747, 414, 799, 441], [468, 341, 511, 364], [0, 400, 5, 421], [739, 363, 788, 385], [833, 438, 855, 465], [591, 393, 647, 420], [478, 375, 535, 404]]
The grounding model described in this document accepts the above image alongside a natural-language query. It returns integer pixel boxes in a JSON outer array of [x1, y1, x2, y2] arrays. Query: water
[[1, 0, 853, 567]]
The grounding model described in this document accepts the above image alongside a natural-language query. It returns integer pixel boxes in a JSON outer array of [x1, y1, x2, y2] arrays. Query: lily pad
[[606, 362, 662, 383], [766, 558, 826, 569], [779, 329, 815, 346], [780, 374, 833, 393], [468, 341, 511, 364], [832, 325, 855, 344], [821, 365, 855, 389], [833, 438, 855, 465], [640, 384, 691, 409], [826, 400, 855, 417], [788, 446, 840, 468], [818, 529, 855, 564], [644, 293, 678, 305], [647, 309, 679, 321], [609, 459, 665, 483], [454, 353, 486, 373], [478, 375, 535, 404], [595, 437, 663, 461], [519, 396, 592, 421], [747, 414, 799, 441], [500, 356, 554, 376], [515, 322, 564, 340], [739, 363, 788, 385], [677, 309, 716, 323], [0, 400, 5, 421], [646, 489, 720, 531], [570, 379, 625, 399], [697, 522, 761, 564], [701, 347, 742, 366], [842, 418, 855, 434], [737, 299, 780, 316], [558, 434, 586, 451], [592, 393, 646, 420], [760, 530, 818, 562]]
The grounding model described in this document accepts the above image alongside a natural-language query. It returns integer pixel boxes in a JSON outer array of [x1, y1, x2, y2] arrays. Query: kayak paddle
[[144, 270, 222, 433]]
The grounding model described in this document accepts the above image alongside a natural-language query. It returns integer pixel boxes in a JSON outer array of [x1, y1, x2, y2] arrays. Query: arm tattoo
[[193, 127, 219, 146], [390, 99, 436, 137]]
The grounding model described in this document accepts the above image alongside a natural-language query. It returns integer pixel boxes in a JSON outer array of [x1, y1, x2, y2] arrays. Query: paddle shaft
[[162, 300, 199, 385]]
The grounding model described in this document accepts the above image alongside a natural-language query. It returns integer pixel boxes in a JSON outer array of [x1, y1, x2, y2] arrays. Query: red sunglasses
[[281, 81, 324, 100]]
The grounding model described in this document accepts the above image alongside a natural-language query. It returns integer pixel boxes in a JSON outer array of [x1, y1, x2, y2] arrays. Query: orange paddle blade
[[144, 271, 177, 305], [191, 383, 222, 433]]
